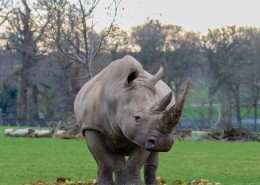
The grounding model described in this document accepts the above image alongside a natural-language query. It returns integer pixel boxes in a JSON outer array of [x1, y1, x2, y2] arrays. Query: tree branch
[[57, 41, 87, 67], [89, 0, 121, 63], [67, 37, 87, 58]]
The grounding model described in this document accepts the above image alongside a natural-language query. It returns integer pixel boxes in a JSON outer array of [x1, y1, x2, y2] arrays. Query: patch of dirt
[[25, 177, 221, 185], [24, 177, 96, 185]]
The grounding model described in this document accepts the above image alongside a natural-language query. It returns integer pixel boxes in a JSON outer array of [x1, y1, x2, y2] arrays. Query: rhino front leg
[[84, 130, 114, 185], [144, 152, 159, 185], [114, 155, 126, 185], [125, 147, 151, 185]]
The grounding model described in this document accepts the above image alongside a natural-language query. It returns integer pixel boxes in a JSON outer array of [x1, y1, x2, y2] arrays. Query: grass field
[[0, 126, 260, 185]]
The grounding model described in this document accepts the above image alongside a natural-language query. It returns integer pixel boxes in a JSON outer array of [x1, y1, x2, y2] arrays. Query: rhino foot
[[125, 181, 145, 185], [96, 180, 114, 185], [125, 175, 144, 185]]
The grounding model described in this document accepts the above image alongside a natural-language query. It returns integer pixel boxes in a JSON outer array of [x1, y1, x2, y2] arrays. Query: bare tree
[[131, 19, 165, 67], [204, 26, 254, 128], [104, 26, 130, 60], [0, 0, 10, 25], [245, 28, 260, 131], [162, 26, 202, 101], [1, 0, 51, 125], [47, 0, 121, 80]]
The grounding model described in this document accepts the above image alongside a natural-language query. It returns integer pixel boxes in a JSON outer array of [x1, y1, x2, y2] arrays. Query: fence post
[[0, 108, 2, 125]]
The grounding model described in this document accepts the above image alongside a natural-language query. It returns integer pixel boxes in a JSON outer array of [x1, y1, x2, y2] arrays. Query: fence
[[1, 111, 259, 132], [0, 112, 46, 127], [178, 119, 260, 132]]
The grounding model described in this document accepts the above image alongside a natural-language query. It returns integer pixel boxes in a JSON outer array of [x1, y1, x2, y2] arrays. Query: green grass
[[1, 127, 260, 185], [159, 141, 260, 185], [0, 127, 96, 185]]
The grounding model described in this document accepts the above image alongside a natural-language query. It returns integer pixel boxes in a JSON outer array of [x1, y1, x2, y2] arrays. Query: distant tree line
[[0, 0, 259, 130]]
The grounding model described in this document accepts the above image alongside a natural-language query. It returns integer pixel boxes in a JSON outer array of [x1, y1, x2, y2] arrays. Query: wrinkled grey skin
[[74, 55, 190, 185]]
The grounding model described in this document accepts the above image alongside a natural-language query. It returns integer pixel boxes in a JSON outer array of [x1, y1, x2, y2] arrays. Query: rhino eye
[[134, 115, 141, 120], [134, 112, 143, 121]]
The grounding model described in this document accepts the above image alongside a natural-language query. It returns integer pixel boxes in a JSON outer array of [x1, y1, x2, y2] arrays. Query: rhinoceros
[[74, 55, 190, 185]]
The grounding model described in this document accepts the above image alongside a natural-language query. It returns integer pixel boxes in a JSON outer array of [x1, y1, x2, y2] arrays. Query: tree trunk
[[173, 80, 181, 101], [234, 85, 242, 129], [253, 100, 258, 132], [227, 97, 232, 124], [18, 65, 29, 125], [220, 86, 232, 124], [71, 67, 80, 95], [18, 52, 37, 126], [86, 59, 93, 80], [208, 98, 213, 127], [208, 86, 214, 127], [30, 84, 39, 125]]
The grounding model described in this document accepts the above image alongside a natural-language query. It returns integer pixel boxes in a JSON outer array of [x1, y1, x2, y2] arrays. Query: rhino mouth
[[144, 135, 174, 152]]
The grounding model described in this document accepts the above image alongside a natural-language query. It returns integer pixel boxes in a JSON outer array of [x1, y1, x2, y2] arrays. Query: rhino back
[[74, 55, 145, 135]]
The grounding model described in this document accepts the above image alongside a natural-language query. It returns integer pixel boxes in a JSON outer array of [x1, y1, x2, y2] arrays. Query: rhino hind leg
[[84, 130, 114, 185]]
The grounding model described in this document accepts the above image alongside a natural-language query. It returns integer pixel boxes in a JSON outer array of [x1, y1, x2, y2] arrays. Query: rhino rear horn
[[149, 67, 164, 86], [160, 79, 191, 133], [150, 92, 172, 112]]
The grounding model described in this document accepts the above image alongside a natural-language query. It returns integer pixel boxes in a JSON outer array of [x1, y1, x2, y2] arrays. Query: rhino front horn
[[160, 79, 191, 133]]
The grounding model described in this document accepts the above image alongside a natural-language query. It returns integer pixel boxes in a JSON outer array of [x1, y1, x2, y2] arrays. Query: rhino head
[[109, 64, 190, 152], [145, 78, 190, 152]]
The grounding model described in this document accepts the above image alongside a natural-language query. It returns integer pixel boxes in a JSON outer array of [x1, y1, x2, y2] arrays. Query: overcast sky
[[95, 0, 260, 34], [1, 0, 259, 35]]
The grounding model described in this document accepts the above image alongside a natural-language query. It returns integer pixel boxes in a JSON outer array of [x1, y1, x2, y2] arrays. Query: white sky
[[95, 0, 260, 34], [1, 0, 259, 35]]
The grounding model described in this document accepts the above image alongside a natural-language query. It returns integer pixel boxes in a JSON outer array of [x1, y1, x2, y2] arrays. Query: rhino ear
[[125, 70, 138, 86]]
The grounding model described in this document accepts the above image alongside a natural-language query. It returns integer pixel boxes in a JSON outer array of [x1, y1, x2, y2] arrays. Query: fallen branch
[[200, 122, 259, 141]]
